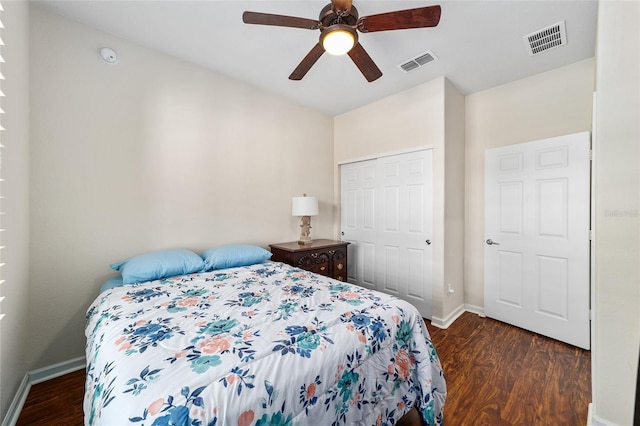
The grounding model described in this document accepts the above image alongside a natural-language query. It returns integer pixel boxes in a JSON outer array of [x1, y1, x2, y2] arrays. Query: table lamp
[[292, 194, 319, 245]]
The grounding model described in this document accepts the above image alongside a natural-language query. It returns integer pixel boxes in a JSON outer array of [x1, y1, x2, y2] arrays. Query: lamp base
[[298, 236, 313, 245], [298, 215, 313, 245]]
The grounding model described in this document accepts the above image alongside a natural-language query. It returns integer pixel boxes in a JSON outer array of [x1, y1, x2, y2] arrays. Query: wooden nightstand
[[269, 239, 349, 282]]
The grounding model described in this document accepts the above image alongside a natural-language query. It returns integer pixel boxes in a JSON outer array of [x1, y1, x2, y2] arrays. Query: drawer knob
[[337, 263, 343, 270], [320, 266, 326, 271]]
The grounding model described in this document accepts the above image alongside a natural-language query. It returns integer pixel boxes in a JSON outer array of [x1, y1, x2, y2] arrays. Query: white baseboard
[[587, 403, 622, 426], [464, 303, 486, 317], [430, 304, 488, 329], [431, 303, 465, 329], [1, 374, 30, 426], [29, 356, 85, 385], [1, 357, 85, 426]]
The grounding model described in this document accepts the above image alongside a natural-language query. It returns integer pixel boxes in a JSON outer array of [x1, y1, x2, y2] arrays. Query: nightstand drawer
[[269, 239, 349, 282]]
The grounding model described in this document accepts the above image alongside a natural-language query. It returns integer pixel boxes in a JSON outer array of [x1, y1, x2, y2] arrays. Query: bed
[[85, 247, 446, 425]]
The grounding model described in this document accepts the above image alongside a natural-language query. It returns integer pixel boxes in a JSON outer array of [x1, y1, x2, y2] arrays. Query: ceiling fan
[[242, 0, 441, 82]]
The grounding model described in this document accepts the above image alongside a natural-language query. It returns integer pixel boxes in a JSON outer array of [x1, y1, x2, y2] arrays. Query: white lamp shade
[[292, 196, 319, 216], [322, 29, 355, 55]]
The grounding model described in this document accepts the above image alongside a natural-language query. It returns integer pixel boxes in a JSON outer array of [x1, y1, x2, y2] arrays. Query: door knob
[[486, 239, 500, 245], [425, 239, 431, 245]]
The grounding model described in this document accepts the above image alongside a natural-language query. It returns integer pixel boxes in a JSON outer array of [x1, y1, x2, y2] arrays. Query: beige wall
[[28, 7, 334, 369], [334, 78, 445, 162], [1, 0, 31, 418], [464, 58, 595, 308], [592, 1, 640, 424], [442, 79, 465, 318]]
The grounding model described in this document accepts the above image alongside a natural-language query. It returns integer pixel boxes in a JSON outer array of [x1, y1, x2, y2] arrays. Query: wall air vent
[[398, 50, 438, 73], [523, 21, 567, 56]]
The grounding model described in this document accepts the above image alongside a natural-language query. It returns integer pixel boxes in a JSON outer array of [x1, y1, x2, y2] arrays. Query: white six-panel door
[[341, 149, 433, 318], [484, 132, 591, 349]]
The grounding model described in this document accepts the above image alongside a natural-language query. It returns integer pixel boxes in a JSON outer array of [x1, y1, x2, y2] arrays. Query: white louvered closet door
[[340, 149, 433, 318]]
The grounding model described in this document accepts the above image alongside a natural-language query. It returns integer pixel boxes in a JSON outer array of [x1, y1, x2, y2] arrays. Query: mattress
[[85, 261, 446, 425]]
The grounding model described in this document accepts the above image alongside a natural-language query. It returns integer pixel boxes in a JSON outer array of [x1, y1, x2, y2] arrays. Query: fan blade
[[289, 43, 326, 80], [243, 11, 321, 30], [347, 43, 382, 82], [357, 5, 441, 33], [332, 0, 352, 15]]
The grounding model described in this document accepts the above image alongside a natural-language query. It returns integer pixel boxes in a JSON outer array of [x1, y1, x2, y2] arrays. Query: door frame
[[336, 145, 434, 167]]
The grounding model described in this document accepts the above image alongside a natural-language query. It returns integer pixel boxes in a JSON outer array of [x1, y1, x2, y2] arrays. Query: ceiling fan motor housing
[[319, 3, 359, 27]]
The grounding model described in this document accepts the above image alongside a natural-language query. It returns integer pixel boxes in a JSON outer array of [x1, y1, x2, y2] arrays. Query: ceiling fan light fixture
[[321, 25, 356, 55]]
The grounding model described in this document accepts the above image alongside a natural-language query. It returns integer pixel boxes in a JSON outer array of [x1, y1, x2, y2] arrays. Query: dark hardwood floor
[[16, 369, 85, 426], [425, 312, 591, 425], [16, 312, 591, 425]]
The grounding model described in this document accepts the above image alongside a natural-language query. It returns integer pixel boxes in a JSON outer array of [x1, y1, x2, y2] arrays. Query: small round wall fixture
[[98, 47, 118, 64]]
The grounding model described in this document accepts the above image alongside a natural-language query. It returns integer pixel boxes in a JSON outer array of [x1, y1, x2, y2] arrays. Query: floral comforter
[[85, 262, 446, 425]]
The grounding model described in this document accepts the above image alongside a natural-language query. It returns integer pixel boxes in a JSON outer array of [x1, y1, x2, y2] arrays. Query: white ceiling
[[34, 0, 598, 116]]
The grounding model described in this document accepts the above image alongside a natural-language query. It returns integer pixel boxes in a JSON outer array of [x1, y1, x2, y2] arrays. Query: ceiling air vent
[[523, 21, 567, 56], [399, 50, 438, 73]]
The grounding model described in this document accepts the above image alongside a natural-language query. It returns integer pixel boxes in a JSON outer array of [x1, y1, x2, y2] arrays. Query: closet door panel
[[340, 159, 377, 289]]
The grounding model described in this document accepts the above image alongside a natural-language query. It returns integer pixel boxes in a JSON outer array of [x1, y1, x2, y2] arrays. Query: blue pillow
[[100, 276, 125, 293], [201, 244, 272, 271], [110, 249, 205, 284]]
